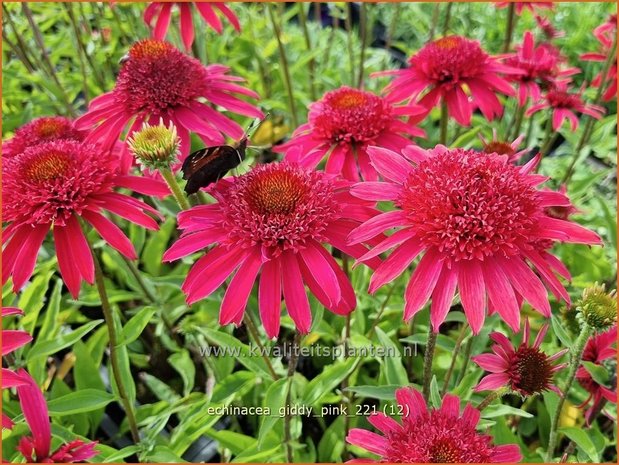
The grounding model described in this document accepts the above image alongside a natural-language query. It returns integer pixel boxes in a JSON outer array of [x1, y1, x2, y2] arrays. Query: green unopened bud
[[577, 283, 617, 331], [127, 120, 180, 170]]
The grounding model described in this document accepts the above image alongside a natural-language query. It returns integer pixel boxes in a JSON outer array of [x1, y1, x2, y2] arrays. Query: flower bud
[[577, 283, 617, 331], [127, 120, 180, 170]]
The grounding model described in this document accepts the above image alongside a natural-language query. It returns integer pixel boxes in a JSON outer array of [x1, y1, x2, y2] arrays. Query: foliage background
[[1, 1, 617, 463]]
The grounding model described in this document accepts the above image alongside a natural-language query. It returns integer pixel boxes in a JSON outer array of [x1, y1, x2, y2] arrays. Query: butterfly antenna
[[243, 113, 270, 142]]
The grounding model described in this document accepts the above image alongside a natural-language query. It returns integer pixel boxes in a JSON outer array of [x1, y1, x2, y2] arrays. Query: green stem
[[85, 228, 141, 445], [503, 2, 517, 52], [428, 3, 440, 40], [387, 2, 402, 49], [357, 2, 368, 89], [539, 111, 555, 157], [439, 101, 449, 145], [511, 105, 526, 140], [422, 327, 438, 401], [441, 323, 469, 395], [244, 314, 279, 381], [284, 332, 303, 463], [297, 3, 316, 101], [267, 3, 299, 128], [159, 168, 191, 211], [442, 2, 453, 35], [562, 37, 617, 184], [477, 386, 510, 411], [345, 2, 356, 87], [546, 324, 594, 462]]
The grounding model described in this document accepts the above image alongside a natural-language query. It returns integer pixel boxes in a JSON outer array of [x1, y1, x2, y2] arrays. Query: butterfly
[[181, 116, 266, 195]]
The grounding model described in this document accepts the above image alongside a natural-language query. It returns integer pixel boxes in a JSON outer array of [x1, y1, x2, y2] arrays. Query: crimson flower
[[473, 319, 568, 396], [2, 117, 86, 159], [576, 326, 617, 424], [275, 86, 426, 181], [535, 15, 565, 40], [505, 31, 578, 106], [2, 140, 160, 298], [163, 162, 379, 338], [14, 370, 98, 463], [144, 2, 240, 50], [496, 2, 554, 15], [526, 81, 605, 130], [377, 35, 519, 126], [346, 387, 522, 463], [2, 307, 32, 429], [348, 145, 602, 333], [581, 15, 617, 102], [75, 39, 262, 161], [479, 129, 528, 162]]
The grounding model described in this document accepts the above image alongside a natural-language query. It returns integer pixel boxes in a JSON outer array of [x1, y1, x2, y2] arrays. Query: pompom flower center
[[35, 119, 70, 138], [398, 150, 540, 262], [510, 345, 554, 395], [2, 140, 117, 226], [547, 90, 581, 109], [221, 163, 339, 254], [23, 150, 72, 183], [310, 87, 393, 145], [429, 439, 462, 463], [114, 39, 207, 114], [245, 170, 309, 215], [412, 36, 488, 84]]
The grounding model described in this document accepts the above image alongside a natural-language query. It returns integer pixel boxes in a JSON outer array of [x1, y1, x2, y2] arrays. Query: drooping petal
[[281, 252, 312, 334], [259, 258, 283, 339], [220, 248, 262, 326]]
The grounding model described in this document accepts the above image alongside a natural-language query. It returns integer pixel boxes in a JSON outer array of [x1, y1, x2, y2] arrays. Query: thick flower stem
[[503, 2, 517, 53], [562, 37, 617, 184], [439, 101, 449, 145], [511, 104, 526, 140], [545, 324, 594, 462], [267, 3, 299, 128], [284, 332, 303, 463], [357, 2, 369, 89], [442, 323, 469, 395], [422, 327, 438, 401], [86, 232, 141, 445], [159, 167, 191, 211], [442, 2, 453, 35], [297, 3, 317, 101], [476, 387, 510, 411], [540, 112, 556, 157]]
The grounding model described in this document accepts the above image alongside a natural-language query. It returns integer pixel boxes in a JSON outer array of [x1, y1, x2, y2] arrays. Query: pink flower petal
[[404, 248, 444, 320], [281, 252, 312, 334], [259, 258, 283, 339], [220, 248, 263, 326], [457, 259, 487, 334]]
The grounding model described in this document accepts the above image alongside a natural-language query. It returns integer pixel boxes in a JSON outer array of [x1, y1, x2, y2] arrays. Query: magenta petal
[[53, 224, 82, 298], [179, 2, 195, 50], [440, 394, 461, 418], [351, 182, 401, 201], [492, 444, 523, 463], [368, 412, 402, 435], [298, 242, 341, 306], [482, 261, 521, 332], [348, 210, 406, 244], [65, 215, 94, 285], [259, 259, 283, 339], [404, 249, 443, 320], [500, 256, 551, 317], [430, 267, 458, 332], [367, 146, 413, 184], [2, 330, 33, 357], [195, 2, 223, 33], [1, 368, 29, 388], [369, 238, 423, 293], [163, 229, 226, 262], [474, 373, 510, 392], [11, 224, 49, 293], [396, 387, 426, 420], [81, 210, 137, 260], [281, 252, 312, 334], [152, 2, 172, 40], [16, 370, 51, 460], [457, 260, 486, 334], [472, 353, 508, 373], [183, 247, 245, 303], [346, 429, 388, 456], [220, 248, 262, 326]]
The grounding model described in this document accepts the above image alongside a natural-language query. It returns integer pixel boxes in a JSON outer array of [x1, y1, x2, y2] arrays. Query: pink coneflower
[[2, 116, 168, 197], [75, 39, 262, 160], [473, 319, 568, 396], [163, 162, 379, 338], [496, 2, 554, 15], [2, 140, 160, 298], [479, 129, 528, 162], [144, 2, 240, 50], [505, 31, 578, 106], [346, 387, 522, 463], [526, 81, 605, 131], [576, 326, 617, 424], [275, 86, 426, 181], [14, 369, 98, 463], [2, 307, 32, 429], [581, 15, 617, 102], [2, 116, 85, 159], [348, 145, 602, 333], [378, 36, 519, 126]]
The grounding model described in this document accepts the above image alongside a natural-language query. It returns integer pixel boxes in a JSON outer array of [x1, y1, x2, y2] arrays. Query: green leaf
[[482, 404, 534, 419], [168, 350, 195, 395], [559, 427, 600, 462], [375, 328, 408, 386], [551, 316, 573, 347], [302, 357, 358, 406], [47, 389, 114, 416], [259, 377, 290, 448], [582, 361, 610, 386], [28, 320, 103, 359], [429, 376, 441, 408], [38, 278, 63, 342], [346, 385, 399, 400], [120, 306, 156, 346]]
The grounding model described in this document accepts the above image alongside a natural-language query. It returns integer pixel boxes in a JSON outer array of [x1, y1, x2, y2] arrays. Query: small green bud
[[576, 283, 617, 331], [127, 120, 180, 170]]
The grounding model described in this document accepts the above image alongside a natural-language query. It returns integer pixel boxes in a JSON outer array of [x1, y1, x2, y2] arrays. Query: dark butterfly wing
[[181, 143, 246, 194]]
